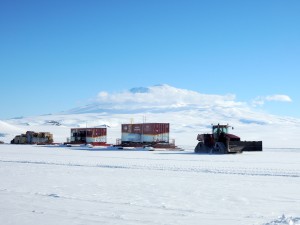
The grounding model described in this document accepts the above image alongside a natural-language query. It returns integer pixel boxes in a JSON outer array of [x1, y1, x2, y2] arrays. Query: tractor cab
[[212, 124, 229, 140]]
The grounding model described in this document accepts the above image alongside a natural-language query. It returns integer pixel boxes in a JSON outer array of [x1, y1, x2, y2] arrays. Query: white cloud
[[252, 94, 292, 106], [252, 98, 265, 106], [88, 84, 243, 112], [265, 95, 292, 102], [98, 91, 109, 98]]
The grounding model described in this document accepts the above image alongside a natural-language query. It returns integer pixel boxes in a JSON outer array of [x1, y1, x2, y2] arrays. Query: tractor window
[[221, 127, 228, 133], [213, 127, 228, 134]]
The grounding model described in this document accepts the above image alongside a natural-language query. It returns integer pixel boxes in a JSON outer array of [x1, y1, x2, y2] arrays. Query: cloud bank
[[69, 84, 245, 114], [67, 84, 293, 115], [96, 84, 237, 106]]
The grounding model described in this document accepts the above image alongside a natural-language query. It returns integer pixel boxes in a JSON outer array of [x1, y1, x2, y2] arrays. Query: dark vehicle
[[195, 124, 262, 154]]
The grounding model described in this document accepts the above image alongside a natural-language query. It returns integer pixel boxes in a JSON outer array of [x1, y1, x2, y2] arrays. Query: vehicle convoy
[[195, 124, 263, 154]]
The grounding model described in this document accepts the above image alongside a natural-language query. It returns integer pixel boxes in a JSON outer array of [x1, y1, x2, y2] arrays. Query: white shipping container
[[122, 133, 169, 143], [122, 133, 141, 142]]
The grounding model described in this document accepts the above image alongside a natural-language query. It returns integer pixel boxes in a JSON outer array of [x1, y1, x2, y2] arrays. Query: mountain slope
[[2, 85, 300, 148], [0, 120, 25, 143]]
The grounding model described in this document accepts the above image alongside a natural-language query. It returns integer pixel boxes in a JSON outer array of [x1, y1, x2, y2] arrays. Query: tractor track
[[1, 159, 299, 178]]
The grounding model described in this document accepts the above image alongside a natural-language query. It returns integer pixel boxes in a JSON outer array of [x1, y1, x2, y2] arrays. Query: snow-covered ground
[[1, 144, 299, 225]]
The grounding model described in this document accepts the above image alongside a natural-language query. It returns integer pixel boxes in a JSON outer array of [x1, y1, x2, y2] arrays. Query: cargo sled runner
[[195, 124, 262, 154]]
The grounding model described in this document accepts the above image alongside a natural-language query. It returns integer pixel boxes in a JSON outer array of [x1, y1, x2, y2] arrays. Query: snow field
[[0, 145, 299, 225]]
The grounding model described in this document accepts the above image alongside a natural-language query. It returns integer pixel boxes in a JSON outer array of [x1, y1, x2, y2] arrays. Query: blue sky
[[0, 0, 299, 119]]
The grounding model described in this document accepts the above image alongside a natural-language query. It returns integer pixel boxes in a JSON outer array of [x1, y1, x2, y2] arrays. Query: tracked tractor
[[194, 124, 263, 154]]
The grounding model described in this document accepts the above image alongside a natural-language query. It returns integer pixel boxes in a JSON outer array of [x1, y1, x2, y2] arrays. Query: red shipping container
[[122, 123, 169, 135], [71, 128, 107, 137]]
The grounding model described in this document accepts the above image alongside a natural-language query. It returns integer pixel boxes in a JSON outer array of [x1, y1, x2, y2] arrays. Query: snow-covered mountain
[[1, 84, 300, 148]]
